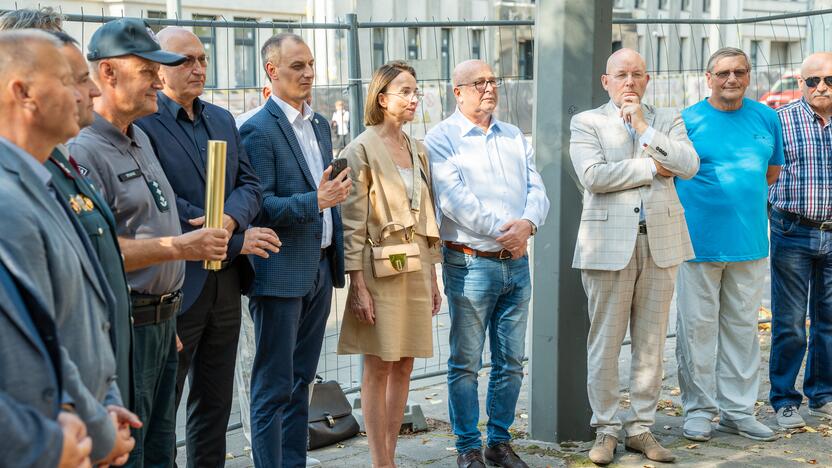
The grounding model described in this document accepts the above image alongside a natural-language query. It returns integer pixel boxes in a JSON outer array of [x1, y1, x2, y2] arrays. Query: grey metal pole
[[346, 13, 365, 140], [529, 0, 612, 443]]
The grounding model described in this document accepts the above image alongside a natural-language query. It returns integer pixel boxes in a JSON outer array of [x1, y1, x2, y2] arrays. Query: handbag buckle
[[388, 253, 407, 272], [325, 413, 336, 427]]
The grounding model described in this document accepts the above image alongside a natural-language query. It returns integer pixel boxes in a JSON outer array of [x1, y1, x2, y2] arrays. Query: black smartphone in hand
[[329, 158, 348, 180]]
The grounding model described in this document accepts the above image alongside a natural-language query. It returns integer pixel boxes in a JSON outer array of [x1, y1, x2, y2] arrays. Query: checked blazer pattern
[[241, 98, 346, 298], [570, 100, 700, 271]]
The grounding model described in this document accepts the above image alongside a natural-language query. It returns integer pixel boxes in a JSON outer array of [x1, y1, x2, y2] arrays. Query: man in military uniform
[[69, 19, 230, 467], [0, 11, 135, 413]]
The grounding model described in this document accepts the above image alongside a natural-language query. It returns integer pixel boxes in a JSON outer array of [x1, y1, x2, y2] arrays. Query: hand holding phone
[[329, 157, 348, 180]]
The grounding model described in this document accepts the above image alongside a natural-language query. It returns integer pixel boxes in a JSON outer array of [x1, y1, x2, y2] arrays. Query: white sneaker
[[306, 456, 322, 467], [776, 406, 806, 429], [808, 402, 832, 420]]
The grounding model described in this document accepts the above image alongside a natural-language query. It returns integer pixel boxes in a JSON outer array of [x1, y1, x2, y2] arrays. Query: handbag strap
[[368, 221, 413, 247], [407, 134, 422, 213]]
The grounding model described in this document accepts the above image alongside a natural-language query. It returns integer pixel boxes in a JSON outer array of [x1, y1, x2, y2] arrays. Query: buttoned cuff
[[638, 126, 656, 148]]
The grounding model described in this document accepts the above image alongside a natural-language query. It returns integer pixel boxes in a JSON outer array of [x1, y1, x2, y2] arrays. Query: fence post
[[529, 0, 611, 443], [346, 13, 365, 139]]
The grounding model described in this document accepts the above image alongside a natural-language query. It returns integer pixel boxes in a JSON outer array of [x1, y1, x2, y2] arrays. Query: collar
[[271, 94, 313, 124], [89, 113, 142, 151], [450, 108, 500, 136], [159, 91, 204, 123], [797, 97, 828, 123], [0, 136, 53, 187]]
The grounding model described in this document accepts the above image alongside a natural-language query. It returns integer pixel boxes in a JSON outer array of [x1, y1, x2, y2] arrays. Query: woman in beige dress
[[337, 61, 442, 468]]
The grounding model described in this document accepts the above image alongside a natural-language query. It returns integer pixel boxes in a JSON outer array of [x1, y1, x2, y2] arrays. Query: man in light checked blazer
[[569, 48, 699, 465]]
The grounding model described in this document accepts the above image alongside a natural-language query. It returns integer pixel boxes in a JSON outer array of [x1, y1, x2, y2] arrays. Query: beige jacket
[[341, 126, 441, 272], [569, 101, 700, 271]]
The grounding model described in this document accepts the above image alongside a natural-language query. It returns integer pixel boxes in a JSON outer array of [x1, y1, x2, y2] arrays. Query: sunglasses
[[803, 76, 832, 88]]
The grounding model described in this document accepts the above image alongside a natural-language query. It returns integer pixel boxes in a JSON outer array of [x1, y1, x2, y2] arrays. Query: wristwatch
[[526, 219, 537, 236]]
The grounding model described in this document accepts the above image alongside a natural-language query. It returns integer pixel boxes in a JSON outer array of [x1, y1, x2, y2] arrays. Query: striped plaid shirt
[[769, 98, 832, 221]]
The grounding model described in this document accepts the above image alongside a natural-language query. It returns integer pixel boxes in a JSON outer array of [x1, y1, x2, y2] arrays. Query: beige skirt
[[337, 233, 434, 361]]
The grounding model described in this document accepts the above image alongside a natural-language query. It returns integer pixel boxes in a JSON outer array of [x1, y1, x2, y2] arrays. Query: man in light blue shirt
[[425, 59, 549, 468], [676, 47, 783, 443]]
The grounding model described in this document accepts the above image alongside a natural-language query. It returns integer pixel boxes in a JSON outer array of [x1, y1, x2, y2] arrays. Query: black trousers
[[175, 264, 242, 468]]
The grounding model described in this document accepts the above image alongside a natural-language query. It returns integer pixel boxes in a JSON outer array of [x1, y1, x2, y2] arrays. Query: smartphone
[[329, 158, 348, 180]]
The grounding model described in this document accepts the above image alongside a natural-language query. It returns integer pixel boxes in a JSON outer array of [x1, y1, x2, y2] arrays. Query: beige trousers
[[582, 233, 678, 437]]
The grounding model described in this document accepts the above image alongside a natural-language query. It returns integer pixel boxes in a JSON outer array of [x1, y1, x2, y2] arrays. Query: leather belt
[[772, 206, 832, 231], [131, 290, 181, 327], [444, 241, 512, 260]]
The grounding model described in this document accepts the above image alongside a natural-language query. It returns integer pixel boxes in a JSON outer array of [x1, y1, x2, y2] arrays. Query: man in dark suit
[[241, 33, 351, 468], [0, 29, 137, 466], [0, 243, 95, 468], [136, 27, 278, 467]]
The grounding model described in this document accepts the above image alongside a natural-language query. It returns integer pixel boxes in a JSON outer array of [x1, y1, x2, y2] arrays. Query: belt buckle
[[498, 249, 512, 260], [155, 292, 175, 324], [821, 221, 832, 231]]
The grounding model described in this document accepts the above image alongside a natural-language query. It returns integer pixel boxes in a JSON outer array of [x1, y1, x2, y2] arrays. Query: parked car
[[759, 74, 800, 108]]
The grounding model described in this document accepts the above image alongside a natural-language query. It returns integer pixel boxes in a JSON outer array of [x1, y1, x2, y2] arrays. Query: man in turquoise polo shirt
[[676, 47, 783, 443]]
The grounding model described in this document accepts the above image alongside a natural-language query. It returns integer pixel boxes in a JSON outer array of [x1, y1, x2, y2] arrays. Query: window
[[700, 37, 709, 69], [372, 28, 385, 69], [750, 40, 761, 67], [635, 0, 643, 8], [407, 28, 420, 60], [682, 0, 690, 10], [612, 40, 623, 52], [519, 40, 533, 80], [679, 37, 688, 71], [146, 10, 166, 33], [658, 0, 668, 10], [271, 18, 296, 35], [193, 15, 217, 88], [703, 0, 711, 12], [471, 29, 482, 59], [441, 28, 451, 80], [234, 17, 257, 87], [657, 37, 666, 72]]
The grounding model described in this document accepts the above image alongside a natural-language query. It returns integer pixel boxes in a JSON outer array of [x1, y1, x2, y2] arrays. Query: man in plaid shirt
[[768, 52, 832, 428]]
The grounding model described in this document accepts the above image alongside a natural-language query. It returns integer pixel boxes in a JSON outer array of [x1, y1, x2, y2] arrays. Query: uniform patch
[[77, 164, 89, 177]]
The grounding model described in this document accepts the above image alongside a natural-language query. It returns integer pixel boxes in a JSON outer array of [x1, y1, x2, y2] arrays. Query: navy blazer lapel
[[310, 115, 332, 166], [0, 152, 107, 303], [266, 99, 317, 189], [154, 111, 207, 183]]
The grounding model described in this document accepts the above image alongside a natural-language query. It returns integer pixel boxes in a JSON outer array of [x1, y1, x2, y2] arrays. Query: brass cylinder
[[203, 140, 227, 270]]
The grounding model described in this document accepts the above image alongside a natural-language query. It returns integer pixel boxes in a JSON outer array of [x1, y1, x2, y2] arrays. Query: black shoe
[[457, 449, 486, 468], [484, 442, 529, 468]]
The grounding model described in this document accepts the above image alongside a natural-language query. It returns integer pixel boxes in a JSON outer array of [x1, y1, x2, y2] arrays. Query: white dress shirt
[[271, 95, 332, 248], [424, 109, 550, 251]]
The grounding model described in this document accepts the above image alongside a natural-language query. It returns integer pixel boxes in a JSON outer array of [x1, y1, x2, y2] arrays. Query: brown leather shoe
[[588, 433, 617, 465], [625, 431, 676, 463], [457, 449, 486, 468], [483, 442, 529, 468]]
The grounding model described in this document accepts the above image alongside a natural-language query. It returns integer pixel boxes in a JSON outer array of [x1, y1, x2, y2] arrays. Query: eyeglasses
[[711, 69, 749, 81], [179, 55, 209, 68], [384, 90, 424, 102], [803, 76, 832, 88], [457, 78, 503, 92]]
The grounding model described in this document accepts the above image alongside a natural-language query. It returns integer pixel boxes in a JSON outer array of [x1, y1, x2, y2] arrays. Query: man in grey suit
[[0, 247, 93, 468], [0, 30, 138, 465], [569, 48, 699, 465]]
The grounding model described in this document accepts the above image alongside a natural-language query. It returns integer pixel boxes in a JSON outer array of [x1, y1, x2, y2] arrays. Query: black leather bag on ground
[[308, 378, 360, 450]]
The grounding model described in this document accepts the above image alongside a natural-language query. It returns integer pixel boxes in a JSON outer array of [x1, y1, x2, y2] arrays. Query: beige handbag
[[368, 222, 422, 278]]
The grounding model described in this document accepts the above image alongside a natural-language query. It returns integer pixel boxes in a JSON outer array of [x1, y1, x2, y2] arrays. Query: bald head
[[801, 52, 832, 77], [157, 26, 199, 50], [606, 48, 646, 75], [452, 59, 491, 87]]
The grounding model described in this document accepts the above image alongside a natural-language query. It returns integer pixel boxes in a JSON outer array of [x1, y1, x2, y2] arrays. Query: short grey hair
[[0, 7, 64, 32], [260, 32, 305, 74], [0, 30, 62, 81], [706, 47, 750, 73]]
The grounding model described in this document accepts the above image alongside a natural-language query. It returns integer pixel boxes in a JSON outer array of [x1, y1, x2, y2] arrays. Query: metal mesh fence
[[14, 6, 831, 390]]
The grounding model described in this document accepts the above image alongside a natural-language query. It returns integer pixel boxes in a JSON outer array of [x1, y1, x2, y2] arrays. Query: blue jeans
[[769, 208, 832, 411], [443, 247, 531, 453]]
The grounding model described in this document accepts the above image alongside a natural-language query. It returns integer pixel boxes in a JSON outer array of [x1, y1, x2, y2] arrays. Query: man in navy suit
[[136, 27, 279, 467], [241, 33, 352, 468]]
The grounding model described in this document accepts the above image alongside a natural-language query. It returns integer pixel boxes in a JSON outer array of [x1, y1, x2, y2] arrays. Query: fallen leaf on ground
[[804, 426, 817, 433], [686, 444, 699, 449], [670, 387, 681, 396]]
